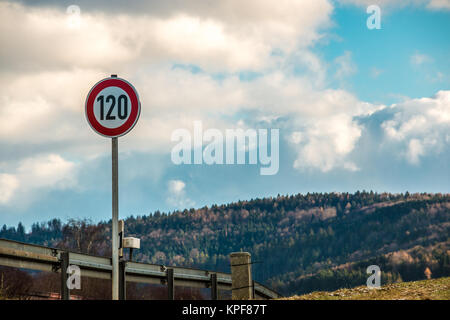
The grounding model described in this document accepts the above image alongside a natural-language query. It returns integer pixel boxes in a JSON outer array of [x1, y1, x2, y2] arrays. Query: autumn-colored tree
[[424, 267, 432, 279]]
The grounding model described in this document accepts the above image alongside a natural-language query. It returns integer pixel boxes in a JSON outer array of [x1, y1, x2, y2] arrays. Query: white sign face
[[85, 77, 141, 138], [93, 86, 132, 129]]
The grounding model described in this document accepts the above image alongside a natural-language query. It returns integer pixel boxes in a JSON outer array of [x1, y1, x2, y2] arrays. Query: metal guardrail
[[0, 238, 281, 300]]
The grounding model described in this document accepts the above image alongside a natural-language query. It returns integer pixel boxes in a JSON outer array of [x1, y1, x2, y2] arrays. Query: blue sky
[[322, 3, 450, 104], [0, 0, 449, 229]]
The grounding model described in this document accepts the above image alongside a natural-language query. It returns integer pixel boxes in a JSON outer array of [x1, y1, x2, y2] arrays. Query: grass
[[281, 277, 450, 300]]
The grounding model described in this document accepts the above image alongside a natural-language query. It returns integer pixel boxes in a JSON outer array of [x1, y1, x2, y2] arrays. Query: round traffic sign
[[85, 76, 141, 138]]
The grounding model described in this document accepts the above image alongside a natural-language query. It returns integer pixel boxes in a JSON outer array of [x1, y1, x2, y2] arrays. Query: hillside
[[283, 277, 450, 300], [1, 191, 449, 296]]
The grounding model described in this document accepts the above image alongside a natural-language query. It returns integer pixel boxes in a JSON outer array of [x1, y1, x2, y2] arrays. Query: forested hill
[[1, 191, 449, 296]]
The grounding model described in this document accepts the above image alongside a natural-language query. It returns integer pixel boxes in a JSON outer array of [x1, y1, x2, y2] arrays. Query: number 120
[[97, 95, 128, 120]]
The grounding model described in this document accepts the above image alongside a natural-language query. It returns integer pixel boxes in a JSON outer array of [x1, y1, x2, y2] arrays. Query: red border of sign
[[85, 77, 141, 138]]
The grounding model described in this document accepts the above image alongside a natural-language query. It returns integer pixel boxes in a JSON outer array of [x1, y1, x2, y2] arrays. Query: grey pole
[[112, 136, 119, 300]]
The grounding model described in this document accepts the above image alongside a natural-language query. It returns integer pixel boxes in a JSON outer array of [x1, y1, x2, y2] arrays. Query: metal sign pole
[[112, 136, 119, 300], [85, 73, 140, 300]]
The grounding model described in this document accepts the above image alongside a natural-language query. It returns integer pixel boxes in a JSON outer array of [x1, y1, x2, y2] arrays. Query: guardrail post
[[60, 251, 70, 300], [230, 252, 252, 300], [210, 273, 218, 300], [252, 280, 255, 300], [118, 220, 124, 259], [167, 268, 174, 300], [119, 259, 126, 300]]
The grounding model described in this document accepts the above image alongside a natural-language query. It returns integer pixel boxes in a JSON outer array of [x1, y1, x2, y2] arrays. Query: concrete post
[[230, 252, 252, 300]]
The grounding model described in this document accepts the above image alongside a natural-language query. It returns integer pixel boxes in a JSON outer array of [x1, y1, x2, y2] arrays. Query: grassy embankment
[[282, 277, 450, 300]]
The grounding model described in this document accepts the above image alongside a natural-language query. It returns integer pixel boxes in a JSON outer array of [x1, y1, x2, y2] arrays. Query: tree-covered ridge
[[1, 191, 449, 296], [272, 241, 450, 295]]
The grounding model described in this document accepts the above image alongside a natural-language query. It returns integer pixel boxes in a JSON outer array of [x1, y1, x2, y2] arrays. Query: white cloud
[[407, 139, 425, 164], [291, 113, 362, 172], [427, 0, 450, 10], [0, 0, 336, 161], [138, 68, 376, 173], [0, 2, 133, 72], [17, 154, 77, 189], [0, 69, 103, 147], [166, 179, 195, 208], [0, 174, 19, 204], [168, 180, 186, 195], [338, 0, 450, 11], [0, 61, 377, 176], [339, 0, 419, 6], [0, 1, 333, 73], [0, 154, 77, 206], [381, 90, 450, 164], [0, 1, 362, 179], [334, 51, 357, 80]]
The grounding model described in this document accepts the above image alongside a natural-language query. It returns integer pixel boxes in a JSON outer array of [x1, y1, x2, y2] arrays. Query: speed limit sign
[[85, 76, 141, 138], [84, 75, 141, 300]]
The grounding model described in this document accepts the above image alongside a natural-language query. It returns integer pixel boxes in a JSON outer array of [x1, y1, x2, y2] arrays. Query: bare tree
[[0, 266, 33, 299], [56, 219, 107, 255]]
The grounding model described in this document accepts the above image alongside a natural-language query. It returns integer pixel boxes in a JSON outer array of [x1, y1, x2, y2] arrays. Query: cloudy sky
[[0, 0, 449, 228]]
